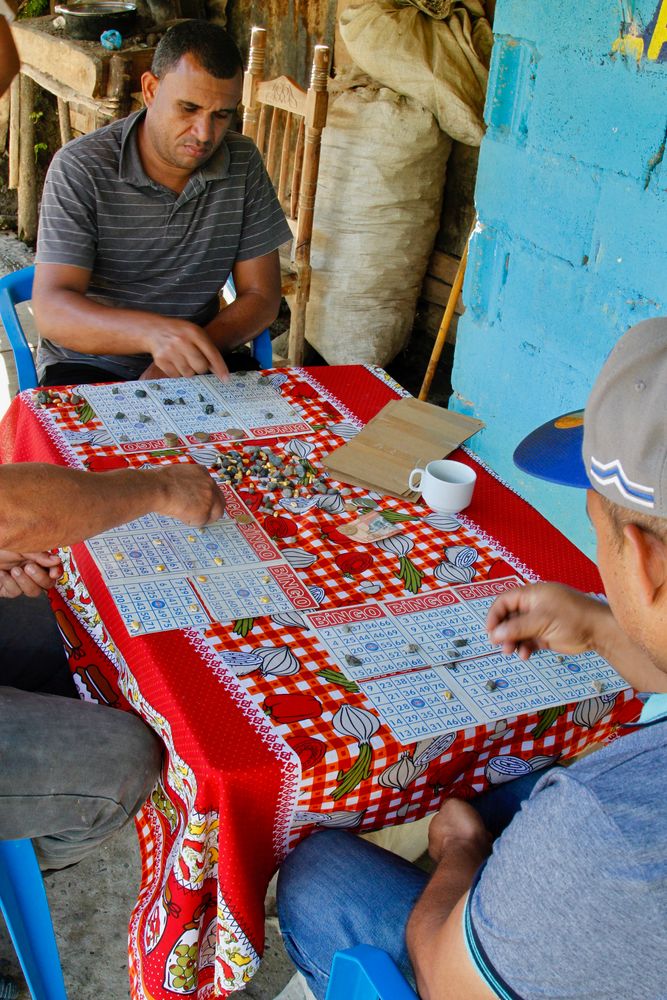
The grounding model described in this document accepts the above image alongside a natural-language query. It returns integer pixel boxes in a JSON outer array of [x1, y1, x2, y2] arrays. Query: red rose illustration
[[289, 381, 316, 399], [263, 514, 297, 539], [286, 733, 327, 769], [486, 559, 515, 580], [321, 526, 355, 547], [238, 490, 263, 513], [335, 551, 374, 576], [86, 454, 129, 472], [263, 693, 323, 724]]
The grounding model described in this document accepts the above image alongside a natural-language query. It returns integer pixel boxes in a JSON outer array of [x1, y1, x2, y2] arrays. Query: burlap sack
[[303, 86, 451, 366], [340, 0, 493, 145]]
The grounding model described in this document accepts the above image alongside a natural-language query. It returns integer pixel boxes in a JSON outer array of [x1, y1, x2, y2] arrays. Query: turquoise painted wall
[[450, 0, 667, 557]]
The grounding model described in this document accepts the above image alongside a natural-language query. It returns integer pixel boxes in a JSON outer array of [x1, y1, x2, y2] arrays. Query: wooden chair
[[242, 27, 330, 366]]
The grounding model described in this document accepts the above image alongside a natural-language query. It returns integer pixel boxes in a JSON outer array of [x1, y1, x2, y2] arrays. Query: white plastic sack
[[340, 0, 493, 145], [304, 86, 451, 366]]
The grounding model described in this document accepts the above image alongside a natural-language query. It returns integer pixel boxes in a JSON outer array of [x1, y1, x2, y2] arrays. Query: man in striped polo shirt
[[33, 20, 292, 386]]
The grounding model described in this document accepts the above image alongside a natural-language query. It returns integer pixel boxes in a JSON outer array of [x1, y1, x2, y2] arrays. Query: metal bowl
[[54, 1, 137, 41]]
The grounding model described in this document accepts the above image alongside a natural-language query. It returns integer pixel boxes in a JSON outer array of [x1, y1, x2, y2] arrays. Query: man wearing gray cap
[[276, 317, 667, 1000]]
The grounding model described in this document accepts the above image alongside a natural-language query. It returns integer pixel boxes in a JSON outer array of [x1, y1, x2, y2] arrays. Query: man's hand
[[143, 318, 230, 381], [0, 549, 63, 598], [486, 582, 610, 660], [155, 465, 226, 527], [428, 799, 493, 866]]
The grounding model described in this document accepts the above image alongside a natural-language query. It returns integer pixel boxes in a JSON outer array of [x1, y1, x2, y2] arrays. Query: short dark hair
[[151, 20, 243, 80], [599, 493, 667, 546]]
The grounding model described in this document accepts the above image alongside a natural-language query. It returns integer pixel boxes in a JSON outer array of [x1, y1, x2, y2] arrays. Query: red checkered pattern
[[0, 369, 643, 1000]]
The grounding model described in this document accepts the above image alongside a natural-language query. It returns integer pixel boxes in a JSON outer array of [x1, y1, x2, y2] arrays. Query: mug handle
[[408, 468, 425, 491]]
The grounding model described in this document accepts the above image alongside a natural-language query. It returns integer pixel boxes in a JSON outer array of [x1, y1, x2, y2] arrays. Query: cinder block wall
[[451, 0, 667, 557]]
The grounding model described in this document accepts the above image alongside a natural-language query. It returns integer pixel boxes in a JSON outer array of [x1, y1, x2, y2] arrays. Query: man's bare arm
[[33, 263, 229, 380], [206, 250, 282, 351], [0, 463, 225, 552], [406, 801, 496, 1000]]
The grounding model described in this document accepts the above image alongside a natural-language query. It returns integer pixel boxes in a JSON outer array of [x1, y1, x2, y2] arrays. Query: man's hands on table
[[486, 581, 664, 692], [0, 549, 62, 598], [33, 264, 230, 382], [155, 465, 226, 526]]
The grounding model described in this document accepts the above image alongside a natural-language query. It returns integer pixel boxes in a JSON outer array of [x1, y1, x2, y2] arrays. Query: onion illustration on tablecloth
[[378, 751, 428, 790], [282, 547, 318, 569], [423, 511, 462, 531], [572, 693, 617, 728], [374, 534, 424, 594], [293, 809, 365, 829], [485, 754, 532, 784], [327, 420, 359, 441], [331, 704, 380, 800], [434, 545, 478, 585], [255, 645, 301, 677], [285, 437, 319, 483]]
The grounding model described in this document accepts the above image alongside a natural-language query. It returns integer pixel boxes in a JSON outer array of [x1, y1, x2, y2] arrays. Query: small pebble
[[345, 654, 363, 667], [405, 643, 419, 654], [138, 413, 151, 423], [163, 398, 175, 406], [213, 556, 224, 566], [113, 552, 124, 561], [111, 386, 120, 395], [203, 404, 215, 415], [194, 431, 210, 442], [129, 620, 142, 632], [164, 432, 179, 445], [188, 604, 199, 613], [259, 595, 270, 604], [592, 679, 605, 694], [485, 679, 498, 692], [155, 564, 166, 572], [187, 535, 196, 542], [134, 389, 147, 398], [443, 690, 453, 701], [452, 638, 469, 648], [196, 575, 208, 583], [115, 411, 126, 419]]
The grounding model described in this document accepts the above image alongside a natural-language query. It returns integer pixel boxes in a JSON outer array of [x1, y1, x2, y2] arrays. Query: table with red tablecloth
[[0, 364, 642, 998]]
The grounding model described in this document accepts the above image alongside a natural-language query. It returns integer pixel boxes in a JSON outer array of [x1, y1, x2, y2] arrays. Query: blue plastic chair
[[222, 275, 273, 369], [0, 266, 272, 392], [0, 266, 39, 391], [0, 838, 68, 999], [325, 945, 418, 1000]]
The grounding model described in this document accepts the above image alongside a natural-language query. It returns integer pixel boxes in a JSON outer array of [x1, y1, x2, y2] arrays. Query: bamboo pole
[[418, 228, 472, 401]]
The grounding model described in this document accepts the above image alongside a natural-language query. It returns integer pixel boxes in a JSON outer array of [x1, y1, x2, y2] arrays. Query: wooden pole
[[17, 73, 37, 244], [418, 228, 472, 401]]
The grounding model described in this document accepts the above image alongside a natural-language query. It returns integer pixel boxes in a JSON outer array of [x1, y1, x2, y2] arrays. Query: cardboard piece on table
[[323, 397, 485, 500]]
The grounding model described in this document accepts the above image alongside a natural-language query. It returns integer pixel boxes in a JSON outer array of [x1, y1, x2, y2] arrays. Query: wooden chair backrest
[[242, 27, 330, 267]]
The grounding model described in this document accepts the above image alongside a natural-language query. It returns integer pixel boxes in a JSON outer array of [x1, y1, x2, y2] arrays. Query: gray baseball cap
[[513, 317, 667, 517]]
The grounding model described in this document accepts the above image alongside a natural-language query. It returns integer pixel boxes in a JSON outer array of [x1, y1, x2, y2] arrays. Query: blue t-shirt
[[464, 695, 667, 1000]]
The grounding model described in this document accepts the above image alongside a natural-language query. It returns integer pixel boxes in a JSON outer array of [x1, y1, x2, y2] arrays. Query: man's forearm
[[33, 288, 154, 357], [0, 464, 174, 551], [407, 839, 488, 1000], [206, 290, 280, 351]]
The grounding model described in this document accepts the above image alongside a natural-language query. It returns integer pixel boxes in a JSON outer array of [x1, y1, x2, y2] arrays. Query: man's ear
[[141, 71, 159, 107], [623, 523, 667, 606]]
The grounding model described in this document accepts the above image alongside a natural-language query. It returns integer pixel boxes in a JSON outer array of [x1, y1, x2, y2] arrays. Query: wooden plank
[[421, 275, 465, 314], [12, 20, 104, 97], [427, 249, 460, 285]]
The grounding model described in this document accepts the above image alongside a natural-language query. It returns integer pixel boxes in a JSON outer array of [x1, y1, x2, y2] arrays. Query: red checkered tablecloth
[[0, 365, 642, 998]]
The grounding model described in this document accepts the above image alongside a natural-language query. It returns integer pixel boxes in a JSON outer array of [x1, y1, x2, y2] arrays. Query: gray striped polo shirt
[[36, 109, 292, 379]]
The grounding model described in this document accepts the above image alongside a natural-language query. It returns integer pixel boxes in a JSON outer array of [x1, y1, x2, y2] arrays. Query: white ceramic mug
[[408, 459, 476, 513]]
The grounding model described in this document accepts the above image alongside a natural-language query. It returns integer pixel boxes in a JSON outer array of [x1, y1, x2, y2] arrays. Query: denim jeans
[[277, 769, 547, 999]]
